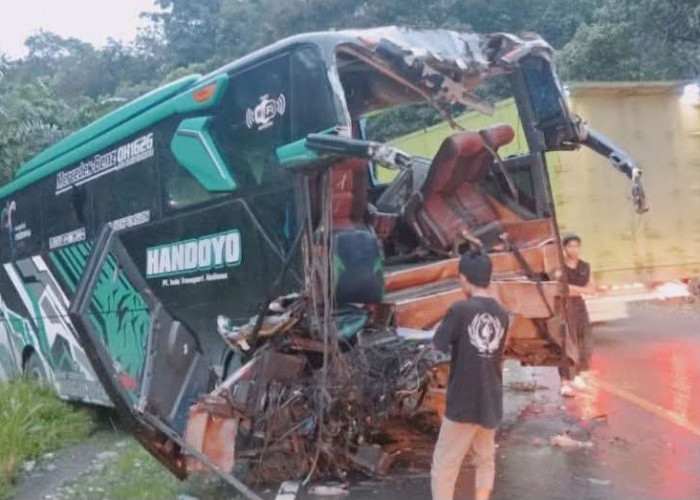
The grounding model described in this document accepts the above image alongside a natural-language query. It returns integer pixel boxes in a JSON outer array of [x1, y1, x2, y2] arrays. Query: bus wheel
[[23, 352, 48, 381]]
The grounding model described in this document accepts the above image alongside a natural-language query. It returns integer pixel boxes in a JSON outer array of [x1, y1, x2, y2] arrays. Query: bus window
[[163, 174, 218, 210], [0, 188, 43, 261], [290, 46, 337, 140], [211, 47, 337, 189], [90, 149, 158, 232], [43, 181, 90, 251], [211, 53, 292, 189]]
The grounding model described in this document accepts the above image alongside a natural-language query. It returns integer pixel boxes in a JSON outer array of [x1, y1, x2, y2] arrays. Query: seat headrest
[[444, 123, 515, 157], [424, 123, 516, 193], [479, 123, 516, 151]]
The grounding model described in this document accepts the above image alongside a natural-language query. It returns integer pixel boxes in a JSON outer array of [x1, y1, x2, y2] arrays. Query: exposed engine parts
[[192, 295, 451, 486]]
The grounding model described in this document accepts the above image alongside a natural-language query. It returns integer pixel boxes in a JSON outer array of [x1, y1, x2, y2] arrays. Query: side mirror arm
[[573, 117, 648, 214]]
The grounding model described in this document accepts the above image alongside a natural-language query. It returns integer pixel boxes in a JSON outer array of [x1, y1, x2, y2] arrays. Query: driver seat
[[406, 123, 515, 251]]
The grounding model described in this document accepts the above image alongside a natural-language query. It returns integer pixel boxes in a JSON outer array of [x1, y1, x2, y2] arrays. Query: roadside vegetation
[[2, 0, 699, 183], [58, 441, 239, 500], [0, 380, 95, 499], [60, 443, 181, 500]]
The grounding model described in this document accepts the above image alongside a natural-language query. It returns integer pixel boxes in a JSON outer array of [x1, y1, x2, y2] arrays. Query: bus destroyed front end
[[70, 226, 450, 499], [68, 28, 647, 498]]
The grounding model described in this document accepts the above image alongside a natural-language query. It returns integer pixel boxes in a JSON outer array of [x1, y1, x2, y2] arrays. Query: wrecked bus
[[0, 27, 645, 496]]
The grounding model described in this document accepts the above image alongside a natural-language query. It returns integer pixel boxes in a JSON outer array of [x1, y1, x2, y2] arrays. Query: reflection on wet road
[[293, 303, 700, 500], [495, 303, 700, 500]]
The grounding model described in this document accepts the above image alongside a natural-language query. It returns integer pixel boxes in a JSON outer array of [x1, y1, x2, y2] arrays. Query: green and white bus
[[0, 26, 643, 422]]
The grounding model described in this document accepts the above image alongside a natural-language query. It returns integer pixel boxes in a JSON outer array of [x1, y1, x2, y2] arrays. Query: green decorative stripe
[[1, 74, 230, 198], [6, 311, 33, 348], [16, 75, 200, 177], [48, 252, 76, 292], [50, 243, 92, 294], [171, 116, 237, 191], [60, 248, 84, 280], [87, 249, 151, 400], [66, 247, 85, 268], [75, 242, 91, 258]]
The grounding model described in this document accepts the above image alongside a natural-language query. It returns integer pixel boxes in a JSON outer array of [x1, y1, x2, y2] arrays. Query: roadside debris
[[654, 282, 691, 300], [275, 481, 301, 500], [550, 433, 594, 449], [505, 382, 548, 392], [308, 484, 350, 496]]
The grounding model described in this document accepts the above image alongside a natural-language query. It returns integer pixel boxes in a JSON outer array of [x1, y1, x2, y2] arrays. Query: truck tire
[[23, 351, 48, 381]]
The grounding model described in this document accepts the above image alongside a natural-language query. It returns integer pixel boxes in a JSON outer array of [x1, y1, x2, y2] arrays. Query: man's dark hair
[[562, 233, 581, 246], [458, 250, 492, 288]]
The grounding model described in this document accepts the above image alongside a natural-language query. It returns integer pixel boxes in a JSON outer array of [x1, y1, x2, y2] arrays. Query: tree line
[[1, 0, 699, 182]]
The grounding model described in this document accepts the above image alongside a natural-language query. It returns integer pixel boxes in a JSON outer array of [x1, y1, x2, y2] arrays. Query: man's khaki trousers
[[431, 417, 496, 500]]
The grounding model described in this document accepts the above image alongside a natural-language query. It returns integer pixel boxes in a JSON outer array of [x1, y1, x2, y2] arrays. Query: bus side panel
[[2, 249, 109, 402], [0, 128, 161, 405], [0, 262, 33, 380], [118, 184, 301, 366], [0, 198, 109, 402]]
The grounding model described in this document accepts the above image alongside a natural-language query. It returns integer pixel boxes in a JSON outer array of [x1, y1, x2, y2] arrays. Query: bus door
[[68, 224, 215, 478]]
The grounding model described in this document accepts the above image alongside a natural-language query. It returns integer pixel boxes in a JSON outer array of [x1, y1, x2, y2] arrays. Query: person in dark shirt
[[558, 233, 596, 397], [431, 250, 510, 500]]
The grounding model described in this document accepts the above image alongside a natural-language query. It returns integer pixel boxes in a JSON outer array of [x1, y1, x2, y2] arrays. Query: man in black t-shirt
[[431, 251, 510, 500]]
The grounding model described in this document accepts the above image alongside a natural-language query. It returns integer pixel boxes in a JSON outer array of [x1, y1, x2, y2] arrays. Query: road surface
[[11, 301, 700, 500], [295, 301, 700, 500], [493, 302, 700, 500]]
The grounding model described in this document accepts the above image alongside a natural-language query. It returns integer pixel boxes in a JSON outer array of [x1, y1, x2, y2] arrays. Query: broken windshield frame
[[332, 46, 560, 218]]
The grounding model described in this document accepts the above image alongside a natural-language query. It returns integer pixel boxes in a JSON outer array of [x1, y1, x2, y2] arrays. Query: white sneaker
[[560, 385, 575, 398], [572, 375, 588, 390]]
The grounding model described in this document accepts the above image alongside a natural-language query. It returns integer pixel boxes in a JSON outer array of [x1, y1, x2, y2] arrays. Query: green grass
[[61, 441, 242, 500], [64, 443, 182, 500], [0, 379, 96, 499]]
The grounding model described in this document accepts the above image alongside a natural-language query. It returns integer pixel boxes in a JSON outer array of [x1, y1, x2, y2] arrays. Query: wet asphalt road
[[292, 302, 700, 500], [494, 302, 700, 500], [10, 301, 699, 500]]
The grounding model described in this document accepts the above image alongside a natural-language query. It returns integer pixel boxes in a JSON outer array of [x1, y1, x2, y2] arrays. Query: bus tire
[[23, 351, 48, 381]]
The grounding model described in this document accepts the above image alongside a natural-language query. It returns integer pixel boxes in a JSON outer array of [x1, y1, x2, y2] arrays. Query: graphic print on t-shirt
[[468, 312, 505, 357]]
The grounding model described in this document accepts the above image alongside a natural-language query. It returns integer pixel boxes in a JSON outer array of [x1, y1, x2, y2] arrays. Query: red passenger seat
[[330, 159, 384, 304], [331, 158, 368, 229], [407, 124, 515, 251]]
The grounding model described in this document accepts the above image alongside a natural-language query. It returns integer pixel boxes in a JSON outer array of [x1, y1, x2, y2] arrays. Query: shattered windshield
[[336, 51, 424, 120]]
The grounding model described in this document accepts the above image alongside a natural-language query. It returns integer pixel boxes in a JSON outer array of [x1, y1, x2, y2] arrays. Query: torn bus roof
[[4, 27, 554, 198], [334, 27, 554, 115]]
